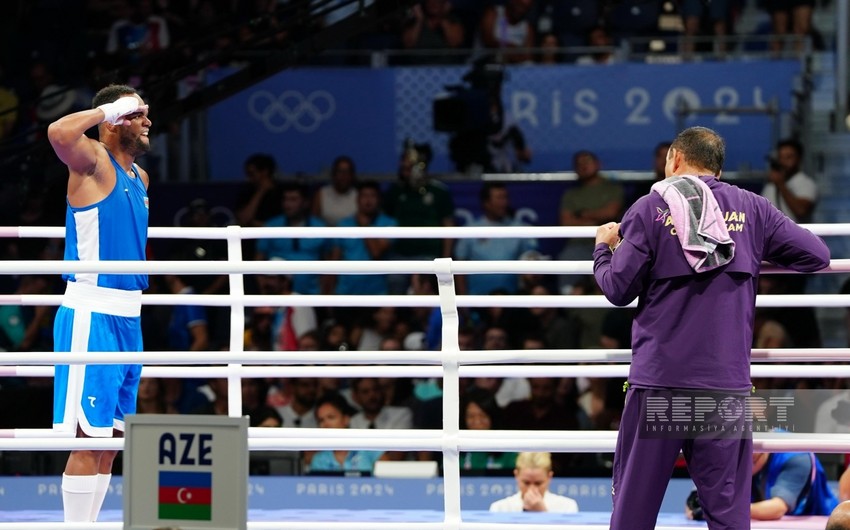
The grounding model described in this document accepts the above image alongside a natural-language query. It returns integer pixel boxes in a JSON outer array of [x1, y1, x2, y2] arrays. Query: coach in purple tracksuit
[[593, 126, 830, 530]]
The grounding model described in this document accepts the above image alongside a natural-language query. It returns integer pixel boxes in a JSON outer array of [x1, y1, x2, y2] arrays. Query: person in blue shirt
[[454, 182, 537, 295], [305, 392, 386, 474], [330, 181, 397, 295], [750, 450, 839, 519], [164, 275, 208, 352], [255, 182, 329, 295], [686, 449, 839, 522]]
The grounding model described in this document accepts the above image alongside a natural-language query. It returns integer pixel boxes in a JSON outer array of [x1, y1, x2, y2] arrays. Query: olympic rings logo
[[247, 90, 336, 133]]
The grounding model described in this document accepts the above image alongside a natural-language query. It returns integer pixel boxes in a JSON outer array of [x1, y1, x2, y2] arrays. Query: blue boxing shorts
[[53, 282, 143, 438]]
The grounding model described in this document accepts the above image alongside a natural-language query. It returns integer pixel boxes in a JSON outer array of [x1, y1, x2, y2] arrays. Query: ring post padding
[[227, 225, 246, 417], [434, 257, 461, 529]]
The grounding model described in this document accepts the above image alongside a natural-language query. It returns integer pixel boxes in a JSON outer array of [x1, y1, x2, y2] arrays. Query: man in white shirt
[[489, 452, 579, 513], [348, 377, 413, 430], [761, 138, 817, 223], [276, 378, 319, 428]]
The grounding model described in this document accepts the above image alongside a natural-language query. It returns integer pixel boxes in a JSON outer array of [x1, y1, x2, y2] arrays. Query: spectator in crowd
[[524, 283, 580, 350], [766, 1, 815, 54], [320, 320, 352, 352], [504, 377, 580, 431], [537, 32, 561, 64], [135, 377, 174, 414], [756, 274, 821, 346], [254, 272, 318, 351], [378, 375, 415, 409], [306, 392, 387, 474], [651, 141, 672, 178], [478, 0, 536, 64], [383, 141, 455, 294], [575, 26, 617, 65], [0, 275, 54, 353], [312, 155, 358, 226], [235, 153, 283, 228], [244, 306, 275, 352], [248, 405, 283, 426], [517, 249, 558, 295], [298, 330, 321, 351], [489, 452, 579, 513], [163, 274, 209, 353], [560, 150, 625, 227], [473, 325, 530, 408], [401, 0, 466, 64], [460, 388, 517, 473], [350, 307, 400, 352], [348, 377, 414, 430], [191, 378, 229, 416], [235, 153, 283, 265], [255, 182, 329, 295], [275, 377, 319, 428], [329, 181, 397, 296], [681, 0, 732, 56], [106, 0, 171, 62], [558, 150, 624, 293], [570, 276, 608, 349], [454, 182, 537, 296], [171, 198, 229, 295], [761, 138, 817, 224], [503, 377, 582, 474], [169, 197, 230, 348], [242, 378, 283, 427]]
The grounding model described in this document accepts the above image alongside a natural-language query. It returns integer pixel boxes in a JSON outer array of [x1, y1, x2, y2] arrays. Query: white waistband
[[62, 282, 142, 317]]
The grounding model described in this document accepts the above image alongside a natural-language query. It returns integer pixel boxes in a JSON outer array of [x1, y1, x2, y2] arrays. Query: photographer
[[686, 450, 838, 521], [761, 139, 818, 223]]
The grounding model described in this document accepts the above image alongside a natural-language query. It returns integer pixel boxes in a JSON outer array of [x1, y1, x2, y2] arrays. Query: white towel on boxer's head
[[651, 175, 735, 273]]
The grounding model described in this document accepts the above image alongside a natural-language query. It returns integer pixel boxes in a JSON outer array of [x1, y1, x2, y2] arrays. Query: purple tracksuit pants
[[609, 387, 752, 530]]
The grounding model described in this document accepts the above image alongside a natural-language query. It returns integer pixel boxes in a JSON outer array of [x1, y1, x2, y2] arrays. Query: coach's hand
[[596, 222, 621, 249]]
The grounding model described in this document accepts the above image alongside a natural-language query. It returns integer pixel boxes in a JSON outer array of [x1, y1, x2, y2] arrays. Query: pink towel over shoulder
[[651, 175, 735, 272]]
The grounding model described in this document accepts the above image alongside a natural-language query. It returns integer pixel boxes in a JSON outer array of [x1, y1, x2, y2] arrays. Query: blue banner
[[0, 476, 690, 513], [206, 62, 799, 179]]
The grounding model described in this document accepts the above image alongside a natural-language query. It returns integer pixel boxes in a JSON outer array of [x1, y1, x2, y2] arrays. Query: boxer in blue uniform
[[47, 84, 151, 522], [593, 126, 830, 530]]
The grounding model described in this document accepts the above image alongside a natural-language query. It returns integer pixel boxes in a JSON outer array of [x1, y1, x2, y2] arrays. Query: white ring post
[[434, 258, 461, 530], [227, 225, 245, 417]]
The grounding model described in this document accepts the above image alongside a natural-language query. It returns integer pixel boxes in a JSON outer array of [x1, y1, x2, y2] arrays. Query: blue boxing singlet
[[62, 151, 149, 290]]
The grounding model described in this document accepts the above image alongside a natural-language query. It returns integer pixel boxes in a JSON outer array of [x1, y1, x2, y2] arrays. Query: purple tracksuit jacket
[[593, 175, 830, 391]]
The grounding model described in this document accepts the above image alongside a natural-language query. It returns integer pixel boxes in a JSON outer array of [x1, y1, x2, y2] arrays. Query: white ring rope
[[2, 259, 850, 276], [2, 347, 849, 366], [3, 359, 850, 376], [1, 430, 849, 454], [1, 223, 849, 530], [5, 293, 850, 309], [4, 222, 849, 239]]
